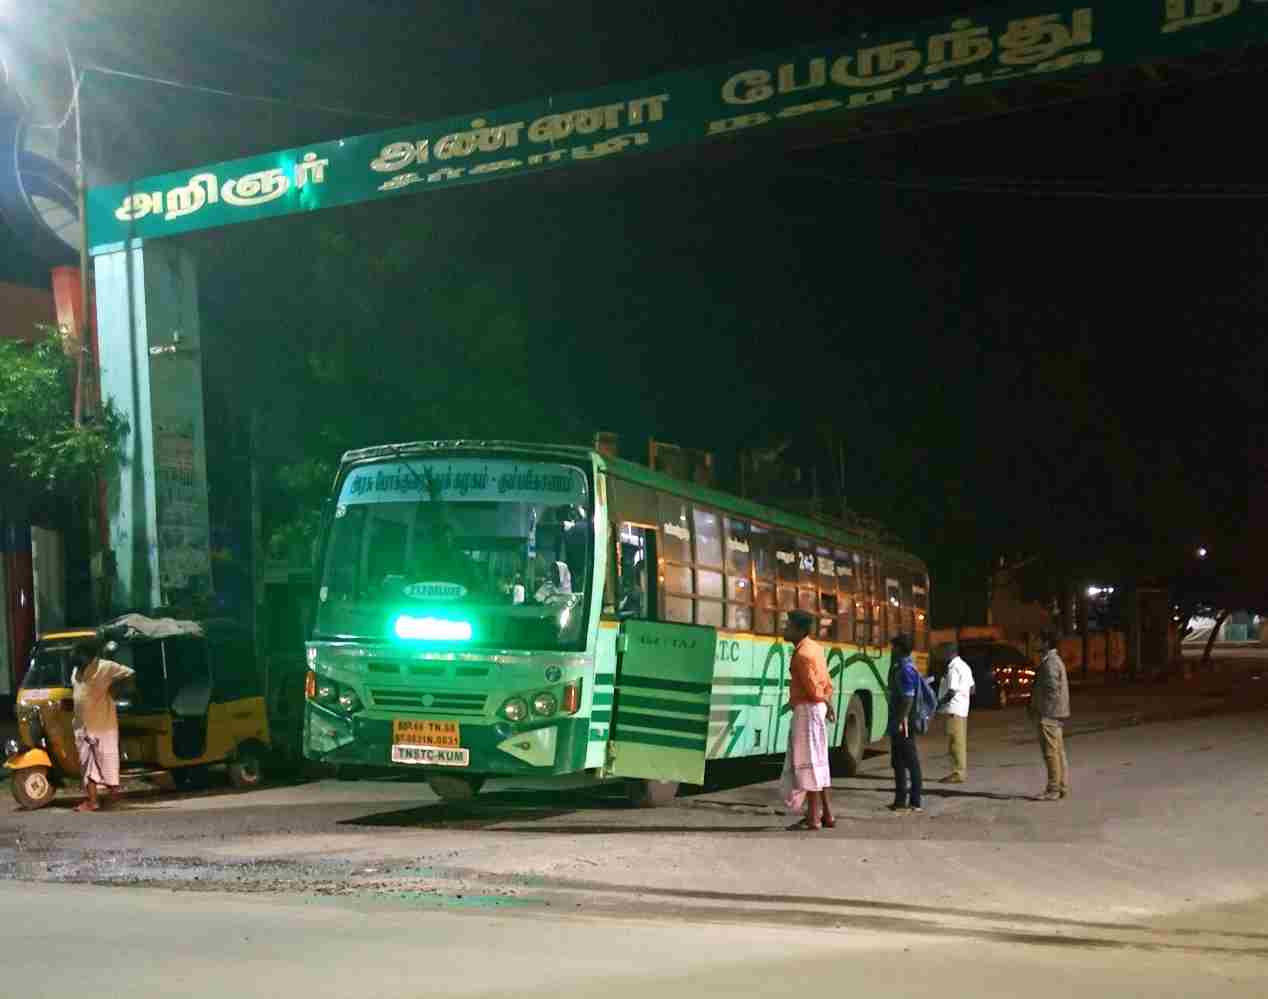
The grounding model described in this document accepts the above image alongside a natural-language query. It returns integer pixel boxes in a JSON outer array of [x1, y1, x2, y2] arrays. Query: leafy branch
[[0, 327, 128, 506]]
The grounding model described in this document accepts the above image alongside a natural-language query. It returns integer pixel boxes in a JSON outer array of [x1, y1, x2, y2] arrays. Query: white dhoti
[[781, 702, 832, 812], [75, 730, 121, 789]]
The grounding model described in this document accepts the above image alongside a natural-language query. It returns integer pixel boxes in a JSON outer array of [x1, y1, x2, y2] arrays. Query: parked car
[[930, 640, 1036, 709], [957, 641, 1036, 709]]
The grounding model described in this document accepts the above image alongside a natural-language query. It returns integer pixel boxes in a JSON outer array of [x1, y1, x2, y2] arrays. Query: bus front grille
[[368, 689, 488, 715]]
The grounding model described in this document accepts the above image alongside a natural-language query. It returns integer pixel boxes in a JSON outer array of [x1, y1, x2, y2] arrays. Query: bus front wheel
[[626, 779, 679, 808], [428, 774, 485, 801]]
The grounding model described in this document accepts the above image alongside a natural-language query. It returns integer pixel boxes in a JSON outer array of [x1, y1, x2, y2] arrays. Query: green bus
[[304, 441, 929, 805]]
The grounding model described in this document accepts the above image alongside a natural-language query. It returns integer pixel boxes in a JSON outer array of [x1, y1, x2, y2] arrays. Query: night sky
[[5, 1, 1265, 622]]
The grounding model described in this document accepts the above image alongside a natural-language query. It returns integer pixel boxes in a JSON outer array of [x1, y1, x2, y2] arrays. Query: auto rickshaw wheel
[[227, 744, 264, 789], [11, 766, 56, 809], [172, 765, 211, 789]]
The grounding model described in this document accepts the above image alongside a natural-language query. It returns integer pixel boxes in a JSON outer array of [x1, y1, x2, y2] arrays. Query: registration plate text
[[390, 745, 470, 766]]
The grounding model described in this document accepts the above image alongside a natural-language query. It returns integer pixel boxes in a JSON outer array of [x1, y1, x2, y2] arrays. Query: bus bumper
[[303, 706, 590, 776]]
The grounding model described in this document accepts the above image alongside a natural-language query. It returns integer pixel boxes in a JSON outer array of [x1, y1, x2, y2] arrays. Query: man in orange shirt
[[781, 609, 837, 830]]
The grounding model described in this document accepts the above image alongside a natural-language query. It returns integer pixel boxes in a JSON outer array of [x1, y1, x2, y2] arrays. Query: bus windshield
[[315, 457, 592, 651]]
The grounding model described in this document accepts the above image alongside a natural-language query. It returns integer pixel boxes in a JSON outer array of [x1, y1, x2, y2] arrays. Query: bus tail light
[[305, 670, 317, 699], [562, 679, 581, 715]]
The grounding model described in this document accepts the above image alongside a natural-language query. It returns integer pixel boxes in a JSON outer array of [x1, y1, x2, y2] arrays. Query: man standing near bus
[[937, 642, 974, 783], [1029, 630, 1071, 800], [887, 633, 923, 813], [781, 609, 836, 830]]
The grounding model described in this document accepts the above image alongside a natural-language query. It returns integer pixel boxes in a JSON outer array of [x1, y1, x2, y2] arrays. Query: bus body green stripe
[[619, 674, 711, 695], [616, 712, 708, 736], [619, 694, 711, 716], [616, 731, 706, 752]]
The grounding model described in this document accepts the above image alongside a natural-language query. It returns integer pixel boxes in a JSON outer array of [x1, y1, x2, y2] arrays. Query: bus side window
[[912, 574, 929, 652], [751, 524, 776, 635], [615, 524, 655, 620], [885, 570, 903, 642]]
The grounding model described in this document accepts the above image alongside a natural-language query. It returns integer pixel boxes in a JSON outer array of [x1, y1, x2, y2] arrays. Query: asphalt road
[[2, 680, 1267, 995], [3, 880, 1263, 999]]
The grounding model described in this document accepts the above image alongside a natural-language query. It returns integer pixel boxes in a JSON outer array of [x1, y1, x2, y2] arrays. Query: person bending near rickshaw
[[70, 637, 135, 813]]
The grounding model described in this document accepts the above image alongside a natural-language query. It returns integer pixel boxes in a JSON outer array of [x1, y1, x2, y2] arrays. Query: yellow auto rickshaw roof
[[38, 628, 98, 641]]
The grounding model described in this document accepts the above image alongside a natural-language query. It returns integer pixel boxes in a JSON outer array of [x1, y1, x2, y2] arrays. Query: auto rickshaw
[[4, 615, 271, 809]]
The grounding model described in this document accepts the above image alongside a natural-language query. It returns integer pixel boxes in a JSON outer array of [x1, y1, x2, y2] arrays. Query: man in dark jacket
[[1028, 630, 1071, 800], [887, 633, 922, 813]]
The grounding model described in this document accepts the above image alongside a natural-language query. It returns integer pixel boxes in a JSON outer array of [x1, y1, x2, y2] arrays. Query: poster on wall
[[155, 425, 211, 593]]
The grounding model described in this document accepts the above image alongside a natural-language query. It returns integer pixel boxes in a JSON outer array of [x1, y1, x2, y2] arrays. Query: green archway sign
[[87, 1, 1265, 250]]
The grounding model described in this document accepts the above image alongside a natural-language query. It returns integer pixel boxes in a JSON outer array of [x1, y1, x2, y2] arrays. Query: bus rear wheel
[[626, 779, 679, 808], [428, 774, 485, 801], [837, 695, 867, 777]]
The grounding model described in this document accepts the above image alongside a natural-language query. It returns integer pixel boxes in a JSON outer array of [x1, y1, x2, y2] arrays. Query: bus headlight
[[500, 697, 529, 722], [337, 689, 362, 713], [307, 673, 362, 715], [531, 692, 558, 717]]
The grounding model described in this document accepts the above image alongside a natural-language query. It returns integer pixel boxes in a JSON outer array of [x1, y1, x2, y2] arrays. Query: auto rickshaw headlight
[[4, 737, 21, 758]]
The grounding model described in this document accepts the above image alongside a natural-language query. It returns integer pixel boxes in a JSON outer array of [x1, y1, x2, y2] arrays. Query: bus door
[[606, 619, 716, 786]]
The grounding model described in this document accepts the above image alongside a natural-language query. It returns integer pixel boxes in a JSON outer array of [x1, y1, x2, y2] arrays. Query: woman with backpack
[[887, 633, 924, 813]]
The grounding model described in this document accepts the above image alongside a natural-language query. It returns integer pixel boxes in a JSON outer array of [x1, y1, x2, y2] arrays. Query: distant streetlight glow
[[1197, 546, 1209, 559]]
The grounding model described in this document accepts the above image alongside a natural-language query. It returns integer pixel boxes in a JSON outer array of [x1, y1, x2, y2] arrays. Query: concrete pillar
[[93, 239, 211, 614]]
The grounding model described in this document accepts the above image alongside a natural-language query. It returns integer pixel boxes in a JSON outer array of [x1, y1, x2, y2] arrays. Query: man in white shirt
[[936, 644, 975, 783], [71, 638, 136, 812]]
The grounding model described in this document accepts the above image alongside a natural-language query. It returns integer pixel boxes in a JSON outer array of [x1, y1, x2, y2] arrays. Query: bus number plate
[[391, 745, 469, 767], [391, 719, 465, 766], [392, 718, 460, 747]]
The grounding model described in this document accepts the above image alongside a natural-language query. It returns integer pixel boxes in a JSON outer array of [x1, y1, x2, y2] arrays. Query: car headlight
[[501, 697, 529, 722], [316, 680, 339, 705], [532, 692, 558, 717]]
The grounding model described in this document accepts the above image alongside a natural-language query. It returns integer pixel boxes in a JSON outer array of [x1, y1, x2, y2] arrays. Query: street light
[[0, 16, 90, 418], [1197, 546, 1209, 559]]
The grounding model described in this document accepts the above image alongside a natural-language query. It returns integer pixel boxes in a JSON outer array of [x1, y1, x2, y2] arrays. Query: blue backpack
[[911, 674, 939, 735]]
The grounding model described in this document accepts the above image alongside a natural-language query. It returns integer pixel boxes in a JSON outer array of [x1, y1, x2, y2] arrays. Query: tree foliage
[[0, 328, 127, 513], [195, 201, 585, 565]]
